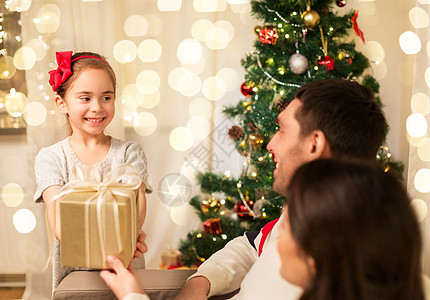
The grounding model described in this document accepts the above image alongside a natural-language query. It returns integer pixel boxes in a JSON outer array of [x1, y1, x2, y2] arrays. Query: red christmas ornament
[[259, 28, 278, 45], [203, 218, 222, 235], [241, 82, 254, 97], [318, 56, 335, 71], [336, 0, 347, 7], [235, 203, 253, 220]]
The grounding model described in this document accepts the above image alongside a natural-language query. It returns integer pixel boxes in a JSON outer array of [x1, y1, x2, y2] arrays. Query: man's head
[[267, 78, 387, 195]]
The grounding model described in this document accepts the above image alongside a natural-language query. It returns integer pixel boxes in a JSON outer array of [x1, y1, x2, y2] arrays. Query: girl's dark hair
[[287, 159, 424, 300], [56, 51, 116, 98], [293, 79, 386, 160]]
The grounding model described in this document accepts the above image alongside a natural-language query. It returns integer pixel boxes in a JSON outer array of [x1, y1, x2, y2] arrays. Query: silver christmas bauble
[[288, 53, 309, 75]]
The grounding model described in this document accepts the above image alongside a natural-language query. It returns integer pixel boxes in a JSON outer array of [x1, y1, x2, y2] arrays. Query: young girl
[[33, 51, 152, 290], [279, 159, 427, 300]]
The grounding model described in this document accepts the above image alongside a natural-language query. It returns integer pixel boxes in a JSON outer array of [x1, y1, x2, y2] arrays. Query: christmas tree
[[179, 0, 403, 267]]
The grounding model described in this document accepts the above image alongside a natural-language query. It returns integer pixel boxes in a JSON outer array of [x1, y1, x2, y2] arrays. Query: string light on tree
[[336, 0, 347, 7]]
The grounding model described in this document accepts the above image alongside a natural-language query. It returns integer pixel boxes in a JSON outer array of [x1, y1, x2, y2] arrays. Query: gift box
[[161, 249, 182, 268], [58, 164, 141, 269]]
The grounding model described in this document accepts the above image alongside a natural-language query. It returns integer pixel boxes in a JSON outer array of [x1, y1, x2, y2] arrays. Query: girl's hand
[[100, 255, 145, 300], [133, 230, 148, 260]]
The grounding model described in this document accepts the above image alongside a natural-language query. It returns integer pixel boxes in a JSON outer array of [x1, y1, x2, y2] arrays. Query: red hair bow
[[48, 51, 73, 92]]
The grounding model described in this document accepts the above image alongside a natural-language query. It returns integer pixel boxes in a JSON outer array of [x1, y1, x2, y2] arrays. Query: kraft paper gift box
[[161, 249, 182, 267], [58, 164, 141, 269]]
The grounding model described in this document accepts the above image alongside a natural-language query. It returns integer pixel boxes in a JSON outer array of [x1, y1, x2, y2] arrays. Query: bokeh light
[[187, 116, 211, 140], [177, 72, 201, 96], [25, 38, 48, 61], [124, 15, 148, 37], [177, 39, 203, 64], [169, 67, 189, 91], [13, 209, 37, 234], [408, 135, 426, 147], [136, 70, 161, 94], [7, 0, 32, 12], [194, 0, 219, 12], [362, 41, 385, 63], [133, 112, 158, 136], [409, 7, 429, 29], [34, 4, 60, 33], [414, 168, 430, 193], [192, 19, 214, 41], [217, 68, 239, 91], [411, 92, 429, 115], [113, 40, 137, 63], [170, 204, 194, 226], [189, 97, 213, 119], [6, 89, 28, 117], [399, 31, 421, 54], [169, 127, 193, 151], [371, 61, 387, 80], [121, 84, 146, 107], [202, 76, 226, 101], [146, 15, 163, 36], [118, 94, 137, 120], [13, 47, 36, 70], [417, 138, 430, 161], [157, 0, 182, 11], [205, 25, 231, 49], [0, 56, 16, 79], [141, 91, 161, 109], [24, 102, 47, 126], [411, 199, 428, 222], [138, 39, 162, 62], [1, 183, 24, 207], [214, 20, 234, 41], [183, 57, 206, 74], [406, 113, 427, 138]]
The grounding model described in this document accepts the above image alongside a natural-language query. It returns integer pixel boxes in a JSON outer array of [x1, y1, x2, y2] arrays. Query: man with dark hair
[[175, 78, 387, 299]]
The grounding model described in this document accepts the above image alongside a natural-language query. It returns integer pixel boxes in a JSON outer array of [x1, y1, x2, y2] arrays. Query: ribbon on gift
[[53, 163, 141, 268]]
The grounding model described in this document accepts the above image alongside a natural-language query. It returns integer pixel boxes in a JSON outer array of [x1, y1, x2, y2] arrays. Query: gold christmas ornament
[[200, 197, 222, 213], [249, 132, 264, 150], [301, 10, 320, 28]]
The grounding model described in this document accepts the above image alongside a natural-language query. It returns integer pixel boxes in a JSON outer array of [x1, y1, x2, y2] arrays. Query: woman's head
[[279, 159, 423, 300]]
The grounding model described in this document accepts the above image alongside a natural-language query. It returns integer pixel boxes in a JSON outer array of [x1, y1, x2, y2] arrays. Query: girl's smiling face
[[57, 68, 115, 137]]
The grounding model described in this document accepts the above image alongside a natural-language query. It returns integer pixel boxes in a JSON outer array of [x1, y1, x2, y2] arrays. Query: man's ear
[[307, 129, 331, 158], [55, 95, 68, 115]]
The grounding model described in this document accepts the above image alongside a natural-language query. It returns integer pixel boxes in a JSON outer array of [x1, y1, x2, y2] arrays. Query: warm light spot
[[414, 168, 430, 193], [0, 56, 16, 79], [124, 15, 148, 37], [214, 20, 234, 41], [217, 68, 239, 92], [406, 113, 427, 137], [419, 0, 430, 4], [121, 84, 145, 107], [118, 94, 137, 120], [2, 183, 24, 207], [202, 76, 226, 101], [13, 209, 36, 234], [192, 19, 213, 41], [409, 7, 429, 28], [113, 40, 137, 63], [205, 26, 230, 49], [168, 67, 188, 91], [411, 199, 428, 222], [187, 116, 211, 140], [140, 91, 161, 109], [418, 138, 430, 161], [189, 97, 213, 119], [362, 41, 385, 62], [371, 61, 387, 80], [25, 38, 48, 61], [5, 89, 28, 117], [133, 112, 158, 136], [35, 9, 60, 33], [24, 102, 47, 126], [157, 0, 182, 11], [146, 15, 163, 36], [177, 39, 203, 64], [169, 127, 194, 151], [227, 0, 249, 3], [399, 31, 421, 54], [178, 72, 201, 97], [194, 0, 219, 12], [13, 47, 36, 70], [7, 0, 32, 12], [408, 135, 426, 147], [170, 204, 194, 225], [136, 70, 160, 94], [138, 39, 162, 62], [411, 93, 429, 115]]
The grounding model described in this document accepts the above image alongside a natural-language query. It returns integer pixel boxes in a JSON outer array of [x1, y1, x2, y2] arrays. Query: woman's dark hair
[[286, 159, 424, 300], [293, 79, 386, 160], [56, 51, 116, 98]]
